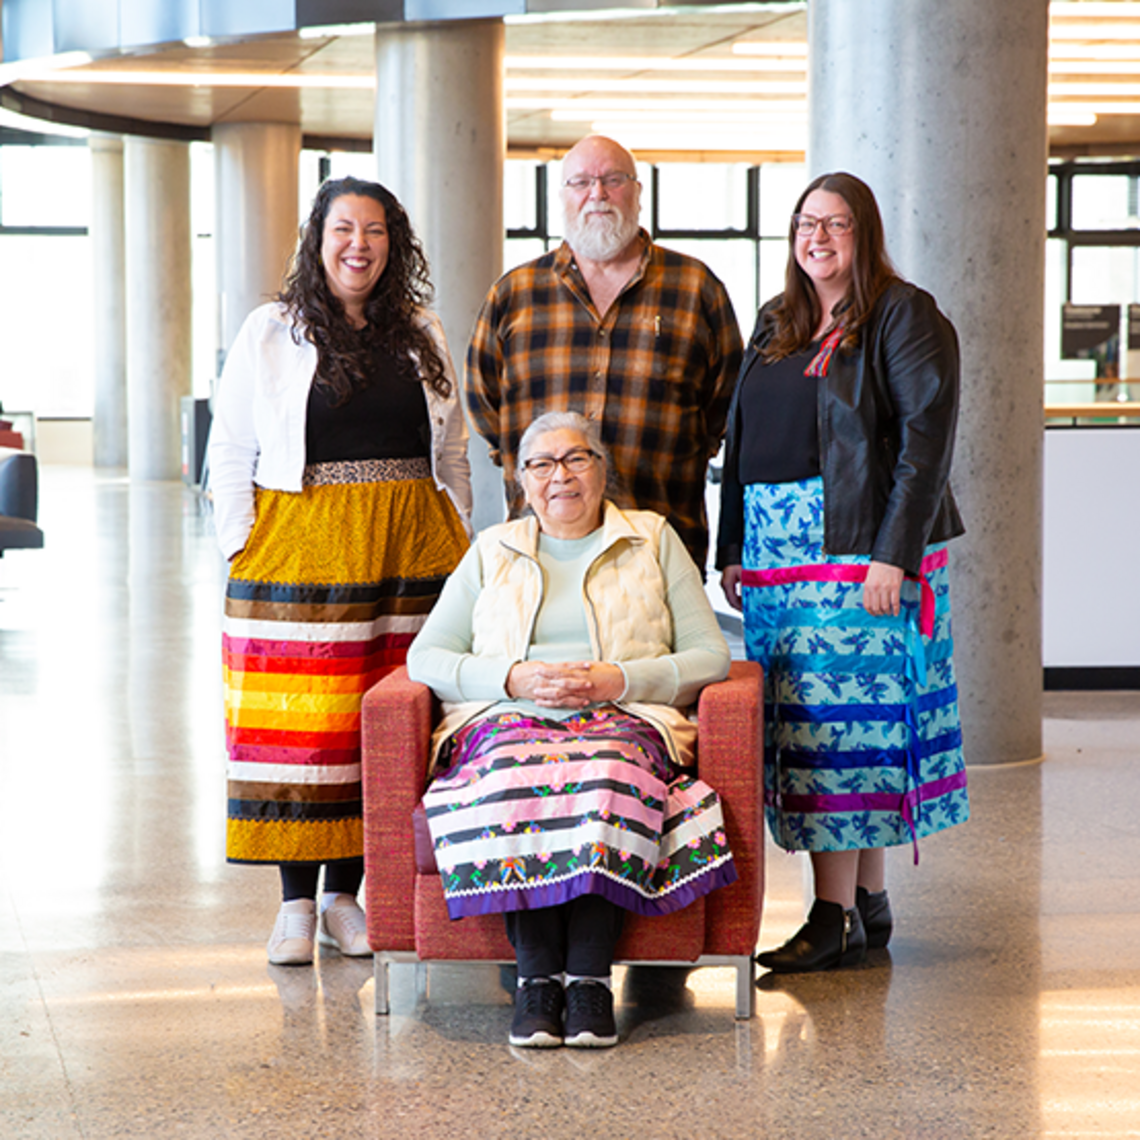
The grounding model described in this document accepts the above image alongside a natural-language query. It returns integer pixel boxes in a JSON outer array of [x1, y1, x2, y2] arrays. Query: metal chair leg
[[374, 956, 390, 1015], [733, 954, 755, 1019]]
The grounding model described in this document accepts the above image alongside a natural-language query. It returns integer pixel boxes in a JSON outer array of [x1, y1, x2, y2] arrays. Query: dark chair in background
[[0, 450, 45, 555]]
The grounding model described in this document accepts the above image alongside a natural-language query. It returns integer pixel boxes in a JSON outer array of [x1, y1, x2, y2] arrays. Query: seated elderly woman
[[406, 410, 736, 1050]]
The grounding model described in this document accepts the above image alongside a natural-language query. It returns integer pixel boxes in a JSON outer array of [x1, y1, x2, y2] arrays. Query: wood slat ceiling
[[5, 4, 1140, 159]]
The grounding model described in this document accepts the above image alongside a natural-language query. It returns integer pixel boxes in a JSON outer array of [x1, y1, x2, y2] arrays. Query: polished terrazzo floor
[[2, 468, 1139, 1139]]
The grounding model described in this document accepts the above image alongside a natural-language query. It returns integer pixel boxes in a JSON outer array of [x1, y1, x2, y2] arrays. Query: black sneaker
[[563, 980, 618, 1048], [509, 979, 564, 1048]]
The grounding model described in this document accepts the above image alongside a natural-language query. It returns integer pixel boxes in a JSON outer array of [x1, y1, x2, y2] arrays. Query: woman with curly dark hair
[[209, 176, 471, 966]]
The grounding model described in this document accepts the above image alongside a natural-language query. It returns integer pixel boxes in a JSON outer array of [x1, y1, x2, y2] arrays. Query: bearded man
[[466, 135, 743, 572]]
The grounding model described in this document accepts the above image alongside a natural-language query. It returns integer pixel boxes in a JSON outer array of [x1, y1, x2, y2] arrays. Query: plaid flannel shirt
[[465, 231, 743, 571]]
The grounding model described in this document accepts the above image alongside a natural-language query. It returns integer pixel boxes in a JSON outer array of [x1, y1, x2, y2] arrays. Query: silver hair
[[515, 410, 613, 494]]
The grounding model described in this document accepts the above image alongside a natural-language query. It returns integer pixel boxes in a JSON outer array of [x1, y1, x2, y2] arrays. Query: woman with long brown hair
[[717, 172, 968, 973], [209, 176, 471, 966]]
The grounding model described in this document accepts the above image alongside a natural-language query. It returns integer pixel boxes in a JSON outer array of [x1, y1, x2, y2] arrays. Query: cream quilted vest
[[431, 502, 698, 768], [470, 503, 672, 663]]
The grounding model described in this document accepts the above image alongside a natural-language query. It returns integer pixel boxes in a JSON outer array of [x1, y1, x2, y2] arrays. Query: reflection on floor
[[2, 468, 1139, 1139]]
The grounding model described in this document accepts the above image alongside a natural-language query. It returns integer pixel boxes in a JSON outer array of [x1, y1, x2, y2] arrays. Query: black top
[[305, 344, 431, 464], [737, 341, 820, 484], [716, 283, 964, 575]]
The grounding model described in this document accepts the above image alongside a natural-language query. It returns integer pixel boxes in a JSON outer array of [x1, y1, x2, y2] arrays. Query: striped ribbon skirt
[[223, 458, 468, 865], [423, 708, 737, 920], [741, 476, 969, 855]]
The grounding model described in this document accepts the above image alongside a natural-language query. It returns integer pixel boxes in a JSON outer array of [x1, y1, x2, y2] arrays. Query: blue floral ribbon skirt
[[741, 477, 969, 855]]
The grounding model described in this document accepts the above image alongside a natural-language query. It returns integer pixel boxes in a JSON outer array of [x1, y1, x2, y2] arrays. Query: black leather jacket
[[716, 280, 964, 577]]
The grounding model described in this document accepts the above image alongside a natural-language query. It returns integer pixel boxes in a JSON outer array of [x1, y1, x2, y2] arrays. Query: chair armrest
[[361, 666, 435, 951], [696, 659, 765, 955]]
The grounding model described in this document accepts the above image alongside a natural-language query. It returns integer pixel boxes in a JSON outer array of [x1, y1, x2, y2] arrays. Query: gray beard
[[565, 208, 640, 262]]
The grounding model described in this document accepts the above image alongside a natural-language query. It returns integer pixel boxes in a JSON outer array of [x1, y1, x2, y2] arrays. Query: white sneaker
[[267, 899, 316, 966], [319, 895, 372, 957]]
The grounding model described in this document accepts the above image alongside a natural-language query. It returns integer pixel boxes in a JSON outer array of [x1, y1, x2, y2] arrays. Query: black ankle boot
[[755, 899, 867, 973], [855, 886, 893, 949]]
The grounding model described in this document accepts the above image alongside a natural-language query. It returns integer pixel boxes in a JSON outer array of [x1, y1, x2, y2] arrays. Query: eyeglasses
[[521, 448, 600, 479], [563, 172, 637, 193], [792, 213, 854, 237]]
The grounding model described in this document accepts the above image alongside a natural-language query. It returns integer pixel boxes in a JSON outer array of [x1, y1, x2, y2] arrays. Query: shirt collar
[[505, 500, 646, 559]]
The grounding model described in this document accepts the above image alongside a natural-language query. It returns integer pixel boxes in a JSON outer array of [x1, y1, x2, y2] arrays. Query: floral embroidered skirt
[[422, 708, 737, 920], [741, 476, 969, 855], [223, 458, 468, 865]]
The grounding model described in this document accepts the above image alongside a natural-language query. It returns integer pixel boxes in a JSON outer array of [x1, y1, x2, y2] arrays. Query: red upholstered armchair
[[362, 660, 765, 1019]]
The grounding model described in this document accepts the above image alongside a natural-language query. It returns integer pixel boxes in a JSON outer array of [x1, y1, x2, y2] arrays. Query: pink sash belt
[[741, 548, 948, 638]]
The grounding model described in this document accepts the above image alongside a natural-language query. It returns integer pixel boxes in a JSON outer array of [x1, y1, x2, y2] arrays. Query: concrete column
[[124, 138, 192, 481], [90, 135, 127, 468], [212, 122, 301, 360], [374, 19, 505, 531], [809, 0, 1048, 765]]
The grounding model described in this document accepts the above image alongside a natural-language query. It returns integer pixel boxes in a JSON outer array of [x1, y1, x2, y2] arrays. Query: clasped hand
[[506, 660, 625, 709]]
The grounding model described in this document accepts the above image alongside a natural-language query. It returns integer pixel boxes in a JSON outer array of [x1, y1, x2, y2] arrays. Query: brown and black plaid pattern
[[466, 232, 743, 571]]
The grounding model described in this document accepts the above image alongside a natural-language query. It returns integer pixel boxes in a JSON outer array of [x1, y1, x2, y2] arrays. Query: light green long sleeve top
[[407, 523, 730, 722]]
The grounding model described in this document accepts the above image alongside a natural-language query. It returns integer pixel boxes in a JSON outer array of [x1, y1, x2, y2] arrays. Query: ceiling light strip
[[1050, 43, 1140, 59], [8, 69, 374, 88], [1051, 80, 1140, 94], [1050, 24, 1140, 41], [583, 126, 806, 150], [506, 77, 806, 95], [548, 108, 807, 123], [1051, 2, 1140, 18], [1049, 100, 1140, 113], [1051, 60, 1140, 73], [731, 42, 809, 57], [506, 55, 806, 73], [298, 22, 376, 39], [1049, 110, 1100, 125], [507, 97, 807, 114]]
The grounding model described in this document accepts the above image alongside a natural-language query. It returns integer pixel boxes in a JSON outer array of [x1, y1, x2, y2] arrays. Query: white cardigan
[[207, 302, 473, 560]]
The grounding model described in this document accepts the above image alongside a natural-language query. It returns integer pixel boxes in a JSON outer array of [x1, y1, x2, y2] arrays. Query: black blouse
[[305, 344, 431, 465], [737, 342, 821, 485]]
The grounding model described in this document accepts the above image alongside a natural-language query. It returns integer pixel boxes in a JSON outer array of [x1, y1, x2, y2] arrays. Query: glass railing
[[1044, 378, 1140, 422]]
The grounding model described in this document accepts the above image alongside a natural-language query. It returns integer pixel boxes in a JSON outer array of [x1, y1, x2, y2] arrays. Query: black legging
[[505, 895, 625, 979], [279, 857, 364, 902]]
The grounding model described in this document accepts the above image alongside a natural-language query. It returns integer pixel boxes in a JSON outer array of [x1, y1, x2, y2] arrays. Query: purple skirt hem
[[443, 858, 738, 922]]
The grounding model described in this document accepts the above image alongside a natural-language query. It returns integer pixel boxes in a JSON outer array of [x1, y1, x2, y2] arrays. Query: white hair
[[515, 411, 614, 495]]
